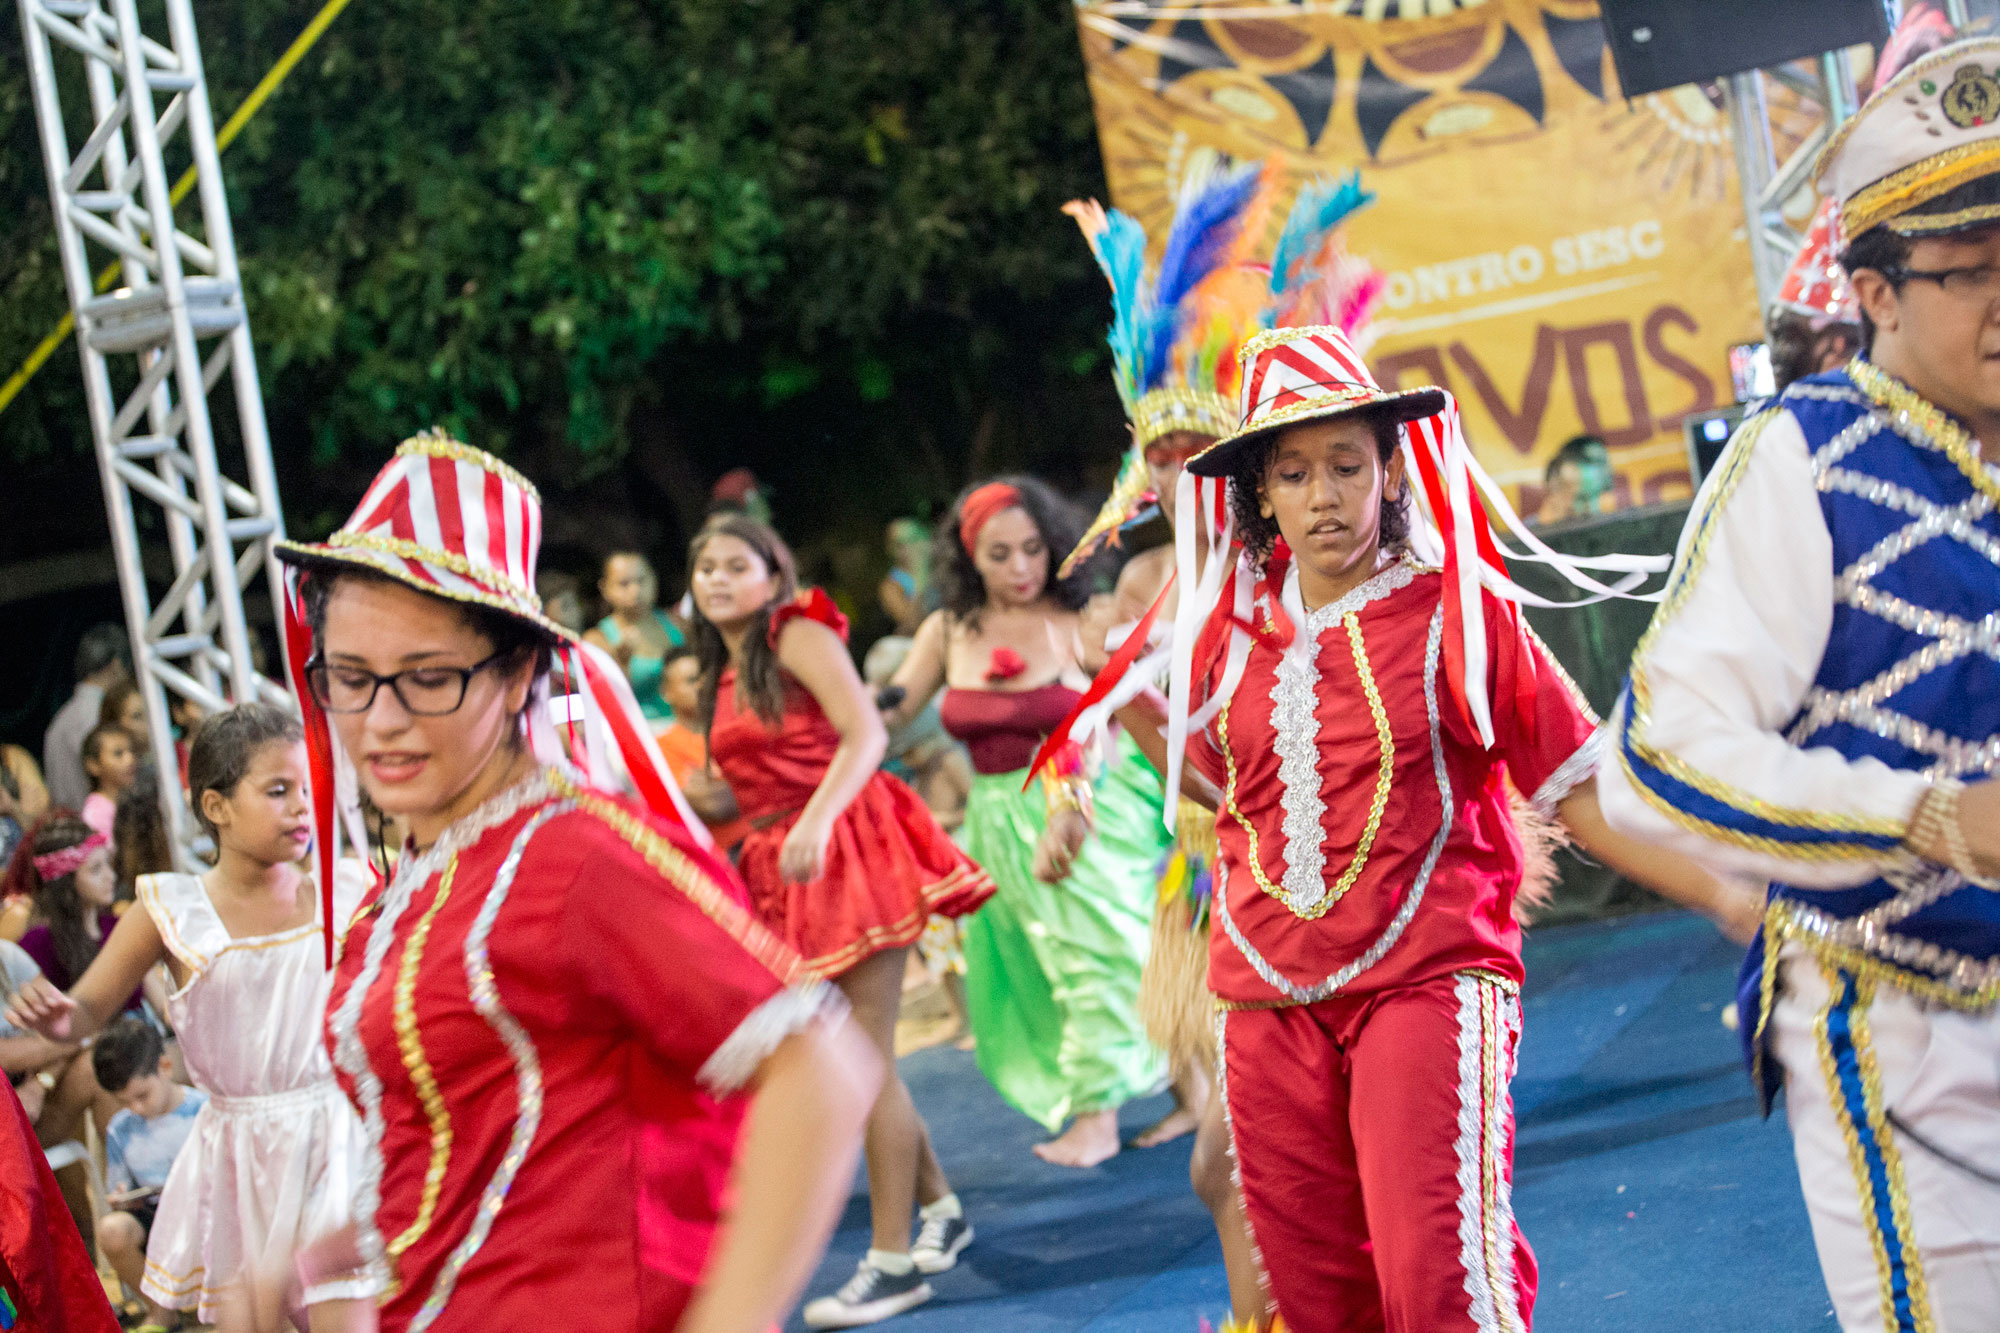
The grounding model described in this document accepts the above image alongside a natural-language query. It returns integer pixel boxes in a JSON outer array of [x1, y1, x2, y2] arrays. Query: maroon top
[[939, 683, 1082, 775], [19, 912, 143, 1013]]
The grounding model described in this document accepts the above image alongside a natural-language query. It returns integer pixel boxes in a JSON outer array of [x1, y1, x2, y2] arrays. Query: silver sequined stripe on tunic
[[326, 769, 564, 1286], [1216, 605, 1450, 1004]]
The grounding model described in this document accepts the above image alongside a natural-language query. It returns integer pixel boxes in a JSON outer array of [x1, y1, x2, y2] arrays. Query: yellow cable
[[0, 0, 356, 418]]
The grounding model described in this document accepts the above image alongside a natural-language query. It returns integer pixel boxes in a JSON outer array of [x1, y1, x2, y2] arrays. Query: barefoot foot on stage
[[1032, 1109, 1121, 1169], [1130, 1099, 1201, 1150]]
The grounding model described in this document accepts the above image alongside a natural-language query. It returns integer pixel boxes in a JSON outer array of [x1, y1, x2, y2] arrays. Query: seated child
[[93, 1019, 206, 1333]]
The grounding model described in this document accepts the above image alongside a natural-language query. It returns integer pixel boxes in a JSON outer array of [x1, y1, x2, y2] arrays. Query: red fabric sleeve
[[0, 1072, 121, 1332], [767, 587, 849, 647], [560, 809, 803, 1079], [1490, 604, 1600, 803]]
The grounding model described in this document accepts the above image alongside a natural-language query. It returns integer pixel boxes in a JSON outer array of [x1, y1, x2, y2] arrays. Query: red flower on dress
[[985, 647, 1027, 683]]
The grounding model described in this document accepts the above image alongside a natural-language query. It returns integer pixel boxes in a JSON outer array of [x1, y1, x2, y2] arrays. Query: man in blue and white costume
[[1598, 37, 2000, 1333]]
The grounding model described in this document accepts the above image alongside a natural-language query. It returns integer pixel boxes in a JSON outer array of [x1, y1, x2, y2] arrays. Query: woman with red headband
[[243, 431, 878, 1333], [885, 476, 1168, 1170]]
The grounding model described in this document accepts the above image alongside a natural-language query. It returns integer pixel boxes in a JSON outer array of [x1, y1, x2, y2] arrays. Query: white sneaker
[[801, 1259, 934, 1328], [911, 1214, 973, 1274]]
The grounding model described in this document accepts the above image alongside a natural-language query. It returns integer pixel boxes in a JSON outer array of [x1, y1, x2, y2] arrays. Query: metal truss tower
[[1725, 50, 1861, 314], [18, 0, 290, 851], [1726, 1, 1976, 313]]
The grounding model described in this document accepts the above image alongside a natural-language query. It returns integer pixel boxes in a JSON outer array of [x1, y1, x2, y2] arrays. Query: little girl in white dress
[[4, 702, 375, 1328]]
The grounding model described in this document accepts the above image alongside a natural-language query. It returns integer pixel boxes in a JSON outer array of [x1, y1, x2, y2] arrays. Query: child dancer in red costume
[[687, 515, 994, 1329], [257, 431, 877, 1333], [1087, 327, 1758, 1332]]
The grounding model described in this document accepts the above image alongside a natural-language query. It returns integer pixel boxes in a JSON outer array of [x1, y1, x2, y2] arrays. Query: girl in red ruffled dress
[[688, 515, 995, 1329]]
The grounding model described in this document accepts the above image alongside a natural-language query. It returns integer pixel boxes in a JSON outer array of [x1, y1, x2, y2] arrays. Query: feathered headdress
[[1063, 160, 1388, 575]]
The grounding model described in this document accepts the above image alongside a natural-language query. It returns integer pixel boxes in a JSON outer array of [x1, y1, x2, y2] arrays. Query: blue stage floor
[[789, 911, 1833, 1331]]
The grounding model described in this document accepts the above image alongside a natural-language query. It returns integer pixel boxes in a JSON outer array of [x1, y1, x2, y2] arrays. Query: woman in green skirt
[[887, 476, 1168, 1167]]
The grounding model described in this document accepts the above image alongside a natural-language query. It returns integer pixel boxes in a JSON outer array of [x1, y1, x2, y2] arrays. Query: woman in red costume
[[1099, 328, 1758, 1332], [686, 515, 993, 1330], [266, 431, 877, 1333]]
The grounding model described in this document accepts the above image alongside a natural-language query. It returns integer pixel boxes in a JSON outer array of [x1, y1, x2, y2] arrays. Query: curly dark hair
[[936, 475, 1098, 625], [113, 768, 176, 891], [687, 515, 800, 731], [1225, 410, 1413, 569]]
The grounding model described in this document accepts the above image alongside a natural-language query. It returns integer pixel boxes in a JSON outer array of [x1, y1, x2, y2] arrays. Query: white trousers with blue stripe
[[1771, 943, 2000, 1332]]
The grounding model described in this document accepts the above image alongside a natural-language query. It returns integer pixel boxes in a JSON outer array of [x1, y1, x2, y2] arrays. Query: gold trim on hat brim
[[274, 538, 577, 648], [1187, 385, 1447, 478], [1885, 198, 2000, 236], [1842, 138, 2000, 239], [1131, 387, 1236, 449]]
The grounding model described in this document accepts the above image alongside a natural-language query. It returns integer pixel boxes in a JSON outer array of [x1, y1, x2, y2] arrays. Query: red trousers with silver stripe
[[1219, 971, 1534, 1333]]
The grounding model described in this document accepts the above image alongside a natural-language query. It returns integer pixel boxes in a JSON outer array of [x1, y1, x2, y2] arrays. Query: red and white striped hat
[[275, 429, 708, 962], [275, 429, 569, 642], [1188, 324, 1443, 477]]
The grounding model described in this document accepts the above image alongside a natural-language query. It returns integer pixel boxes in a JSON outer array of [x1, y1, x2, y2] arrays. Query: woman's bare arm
[[1114, 688, 1222, 811], [1559, 780, 1766, 944], [883, 610, 951, 731], [675, 1016, 878, 1333], [4, 747, 49, 827], [777, 619, 888, 882], [1, 905, 169, 1042]]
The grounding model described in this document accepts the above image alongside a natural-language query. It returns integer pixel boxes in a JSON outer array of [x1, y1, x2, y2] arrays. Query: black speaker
[[1683, 403, 1748, 486], [1600, 0, 1891, 97]]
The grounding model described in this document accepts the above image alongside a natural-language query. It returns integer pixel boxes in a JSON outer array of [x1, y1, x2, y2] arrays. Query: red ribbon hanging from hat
[[1403, 403, 1538, 750], [281, 577, 343, 968]]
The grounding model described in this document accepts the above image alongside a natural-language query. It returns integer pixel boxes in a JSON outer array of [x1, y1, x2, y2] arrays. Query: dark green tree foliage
[[0, 0, 1124, 609]]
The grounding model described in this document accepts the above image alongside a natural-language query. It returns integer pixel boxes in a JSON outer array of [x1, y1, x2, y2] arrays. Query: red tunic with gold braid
[[1192, 559, 1599, 1007], [325, 767, 830, 1332], [1186, 557, 1600, 1333]]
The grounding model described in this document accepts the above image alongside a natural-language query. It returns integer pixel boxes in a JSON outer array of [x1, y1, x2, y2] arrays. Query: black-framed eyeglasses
[[1880, 264, 2000, 301], [304, 649, 514, 716]]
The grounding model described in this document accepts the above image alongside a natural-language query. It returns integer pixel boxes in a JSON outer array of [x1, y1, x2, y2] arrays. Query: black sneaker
[[911, 1213, 973, 1274], [801, 1259, 934, 1328]]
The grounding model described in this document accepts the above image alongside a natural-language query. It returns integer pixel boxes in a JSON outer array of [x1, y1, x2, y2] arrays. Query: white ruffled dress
[[136, 869, 377, 1319]]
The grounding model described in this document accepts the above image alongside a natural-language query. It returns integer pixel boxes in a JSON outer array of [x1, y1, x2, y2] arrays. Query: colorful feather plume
[[1064, 198, 1152, 416], [1280, 243, 1389, 350], [1268, 170, 1374, 304], [1140, 157, 1263, 395]]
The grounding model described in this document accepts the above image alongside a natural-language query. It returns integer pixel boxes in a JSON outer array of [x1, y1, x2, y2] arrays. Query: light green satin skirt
[[958, 733, 1169, 1131]]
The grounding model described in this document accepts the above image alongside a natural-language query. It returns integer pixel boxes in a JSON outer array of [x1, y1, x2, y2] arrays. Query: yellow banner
[[1077, 0, 1772, 512]]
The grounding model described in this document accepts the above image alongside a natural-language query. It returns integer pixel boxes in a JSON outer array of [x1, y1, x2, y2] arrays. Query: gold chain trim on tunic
[[548, 772, 804, 983], [1849, 357, 2000, 507], [1216, 615, 1394, 922], [387, 854, 457, 1268]]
